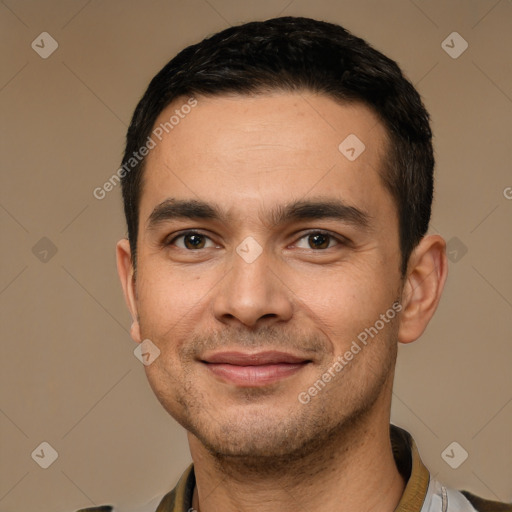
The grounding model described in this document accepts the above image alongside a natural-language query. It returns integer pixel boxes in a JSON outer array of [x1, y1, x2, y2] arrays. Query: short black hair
[[121, 16, 434, 276]]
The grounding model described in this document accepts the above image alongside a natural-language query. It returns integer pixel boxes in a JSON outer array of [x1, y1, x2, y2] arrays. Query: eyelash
[[164, 229, 347, 250]]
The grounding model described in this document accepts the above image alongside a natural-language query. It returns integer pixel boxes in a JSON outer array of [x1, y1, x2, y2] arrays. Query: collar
[[392, 425, 430, 511]]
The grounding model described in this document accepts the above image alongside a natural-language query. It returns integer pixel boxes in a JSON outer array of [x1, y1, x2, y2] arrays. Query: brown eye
[[308, 233, 330, 249], [183, 233, 206, 249], [167, 231, 215, 250], [295, 231, 342, 250]]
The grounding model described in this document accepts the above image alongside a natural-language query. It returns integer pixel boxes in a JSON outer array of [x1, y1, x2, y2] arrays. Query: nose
[[212, 244, 294, 328]]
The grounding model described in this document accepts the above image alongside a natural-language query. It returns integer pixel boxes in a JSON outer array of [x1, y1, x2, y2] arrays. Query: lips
[[201, 351, 311, 387], [202, 350, 308, 365]]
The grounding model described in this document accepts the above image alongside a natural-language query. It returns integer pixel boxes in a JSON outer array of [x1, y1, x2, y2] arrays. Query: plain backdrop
[[0, 1, 511, 511]]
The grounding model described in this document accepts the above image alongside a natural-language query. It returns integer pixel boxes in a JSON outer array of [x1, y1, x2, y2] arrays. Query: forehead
[[140, 92, 393, 228]]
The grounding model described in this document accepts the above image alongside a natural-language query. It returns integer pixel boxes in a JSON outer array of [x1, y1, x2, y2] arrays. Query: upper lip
[[201, 350, 310, 365]]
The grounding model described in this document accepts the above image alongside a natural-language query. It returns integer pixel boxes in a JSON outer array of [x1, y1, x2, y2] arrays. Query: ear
[[398, 234, 448, 344], [116, 238, 142, 343]]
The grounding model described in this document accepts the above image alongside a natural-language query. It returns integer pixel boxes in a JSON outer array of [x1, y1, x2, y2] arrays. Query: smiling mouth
[[200, 350, 312, 387]]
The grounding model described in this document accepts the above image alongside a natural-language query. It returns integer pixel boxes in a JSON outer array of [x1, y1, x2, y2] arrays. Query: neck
[[188, 388, 405, 512]]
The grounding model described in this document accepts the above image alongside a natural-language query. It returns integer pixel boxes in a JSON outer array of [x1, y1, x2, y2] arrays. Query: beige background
[[1, 0, 511, 511]]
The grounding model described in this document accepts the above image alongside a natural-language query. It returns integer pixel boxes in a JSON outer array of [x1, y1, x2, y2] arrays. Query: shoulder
[[461, 490, 512, 512]]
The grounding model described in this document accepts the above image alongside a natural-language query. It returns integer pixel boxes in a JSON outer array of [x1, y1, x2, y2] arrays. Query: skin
[[117, 92, 448, 512]]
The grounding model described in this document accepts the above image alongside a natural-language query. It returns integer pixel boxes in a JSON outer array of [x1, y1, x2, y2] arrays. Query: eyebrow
[[146, 197, 371, 232]]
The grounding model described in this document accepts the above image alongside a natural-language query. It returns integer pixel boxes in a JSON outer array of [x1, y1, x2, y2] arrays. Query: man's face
[[129, 93, 404, 459]]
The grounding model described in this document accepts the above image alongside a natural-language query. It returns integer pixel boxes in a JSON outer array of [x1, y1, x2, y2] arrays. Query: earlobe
[[130, 320, 142, 344], [397, 235, 448, 344], [116, 238, 142, 344]]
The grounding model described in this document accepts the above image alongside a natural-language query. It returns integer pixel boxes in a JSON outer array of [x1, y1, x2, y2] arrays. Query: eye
[[294, 231, 344, 250], [165, 230, 346, 251], [167, 231, 217, 250]]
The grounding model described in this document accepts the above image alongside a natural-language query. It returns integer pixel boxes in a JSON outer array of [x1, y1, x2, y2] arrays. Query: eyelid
[[291, 229, 349, 249], [165, 230, 218, 248]]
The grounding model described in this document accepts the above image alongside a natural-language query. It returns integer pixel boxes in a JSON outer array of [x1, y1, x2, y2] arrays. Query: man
[[79, 16, 511, 512]]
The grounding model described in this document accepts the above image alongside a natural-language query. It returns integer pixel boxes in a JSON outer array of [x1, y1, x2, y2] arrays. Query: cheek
[[283, 260, 397, 343], [136, 260, 209, 324]]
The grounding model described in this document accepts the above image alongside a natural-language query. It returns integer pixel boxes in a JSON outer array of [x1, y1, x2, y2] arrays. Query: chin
[[185, 408, 307, 458], [189, 403, 353, 463]]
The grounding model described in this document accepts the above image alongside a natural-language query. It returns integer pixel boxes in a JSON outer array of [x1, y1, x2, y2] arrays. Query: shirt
[[76, 425, 512, 512]]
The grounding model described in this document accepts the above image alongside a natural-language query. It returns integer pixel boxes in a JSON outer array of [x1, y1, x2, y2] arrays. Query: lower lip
[[203, 362, 308, 386]]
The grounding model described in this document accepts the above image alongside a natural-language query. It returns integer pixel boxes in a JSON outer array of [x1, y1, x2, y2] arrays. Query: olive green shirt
[[76, 425, 511, 512]]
